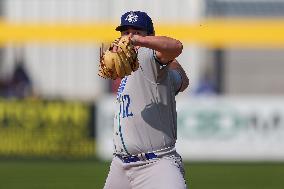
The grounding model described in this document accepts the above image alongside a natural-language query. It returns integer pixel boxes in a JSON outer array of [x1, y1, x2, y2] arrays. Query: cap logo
[[125, 12, 138, 23]]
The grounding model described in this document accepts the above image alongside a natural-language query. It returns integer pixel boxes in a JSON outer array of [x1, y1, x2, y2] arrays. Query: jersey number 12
[[119, 94, 133, 118]]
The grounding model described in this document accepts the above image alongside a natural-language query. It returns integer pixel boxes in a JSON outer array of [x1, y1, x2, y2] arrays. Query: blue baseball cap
[[115, 11, 154, 35]]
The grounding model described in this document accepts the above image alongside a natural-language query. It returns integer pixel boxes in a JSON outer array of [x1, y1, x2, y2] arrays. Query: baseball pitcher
[[100, 11, 189, 189]]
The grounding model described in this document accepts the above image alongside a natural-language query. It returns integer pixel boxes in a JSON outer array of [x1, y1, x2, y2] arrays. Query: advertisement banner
[[0, 99, 94, 158], [96, 96, 284, 161]]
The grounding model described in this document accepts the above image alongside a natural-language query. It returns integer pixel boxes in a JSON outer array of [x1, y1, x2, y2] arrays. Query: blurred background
[[0, 0, 284, 189]]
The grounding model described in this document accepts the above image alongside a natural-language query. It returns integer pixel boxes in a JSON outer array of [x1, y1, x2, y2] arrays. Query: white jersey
[[113, 47, 180, 156]]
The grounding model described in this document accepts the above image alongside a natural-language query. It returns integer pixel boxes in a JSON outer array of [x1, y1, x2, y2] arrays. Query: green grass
[[0, 160, 284, 189]]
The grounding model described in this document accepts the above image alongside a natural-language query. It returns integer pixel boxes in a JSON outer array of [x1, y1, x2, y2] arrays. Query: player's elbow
[[167, 40, 183, 62], [176, 40, 183, 56], [175, 40, 183, 58]]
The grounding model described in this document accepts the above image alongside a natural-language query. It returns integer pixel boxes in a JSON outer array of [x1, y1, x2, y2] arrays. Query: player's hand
[[129, 34, 141, 46]]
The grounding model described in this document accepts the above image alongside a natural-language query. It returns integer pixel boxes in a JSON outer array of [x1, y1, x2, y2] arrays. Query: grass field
[[0, 160, 284, 189]]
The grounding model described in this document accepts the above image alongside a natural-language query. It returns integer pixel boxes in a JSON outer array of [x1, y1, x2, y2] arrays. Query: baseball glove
[[98, 36, 139, 80]]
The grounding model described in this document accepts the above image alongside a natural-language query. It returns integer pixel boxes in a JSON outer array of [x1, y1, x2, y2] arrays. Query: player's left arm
[[168, 59, 189, 93], [131, 35, 183, 64]]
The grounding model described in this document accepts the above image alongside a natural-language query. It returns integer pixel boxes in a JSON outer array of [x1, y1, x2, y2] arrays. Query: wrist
[[131, 35, 144, 46]]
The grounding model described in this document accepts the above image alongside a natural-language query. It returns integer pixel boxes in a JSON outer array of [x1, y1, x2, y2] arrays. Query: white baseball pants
[[103, 152, 188, 189]]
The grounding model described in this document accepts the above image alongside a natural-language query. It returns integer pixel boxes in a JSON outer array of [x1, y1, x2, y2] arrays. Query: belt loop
[[138, 153, 146, 161]]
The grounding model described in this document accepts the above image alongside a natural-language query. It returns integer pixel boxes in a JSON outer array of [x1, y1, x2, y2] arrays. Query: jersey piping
[[117, 111, 131, 155]]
